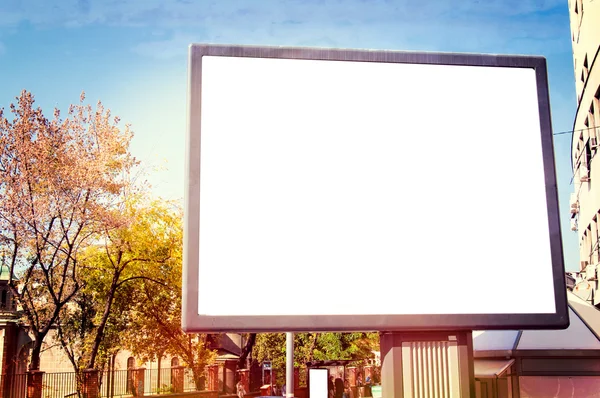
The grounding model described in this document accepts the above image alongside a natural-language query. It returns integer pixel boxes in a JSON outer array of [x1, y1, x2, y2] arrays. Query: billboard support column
[[380, 331, 474, 398], [286, 332, 294, 398]]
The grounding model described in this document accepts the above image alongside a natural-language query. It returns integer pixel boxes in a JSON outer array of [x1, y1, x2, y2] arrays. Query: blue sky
[[0, 0, 580, 270]]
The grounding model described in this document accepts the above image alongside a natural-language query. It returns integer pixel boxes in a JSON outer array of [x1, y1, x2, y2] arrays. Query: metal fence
[[0, 373, 27, 398], [42, 373, 78, 398], [0, 368, 204, 398]]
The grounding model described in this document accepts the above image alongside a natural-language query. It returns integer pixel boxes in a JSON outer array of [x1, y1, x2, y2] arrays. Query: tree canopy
[[122, 201, 216, 390], [252, 332, 379, 385], [0, 90, 136, 370], [55, 197, 183, 376]]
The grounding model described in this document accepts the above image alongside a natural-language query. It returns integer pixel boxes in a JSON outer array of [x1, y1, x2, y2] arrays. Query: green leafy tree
[[123, 203, 216, 390], [252, 332, 380, 385], [311, 332, 379, 361], [252, 333, 287, 386], [55, 198, 181, 381]]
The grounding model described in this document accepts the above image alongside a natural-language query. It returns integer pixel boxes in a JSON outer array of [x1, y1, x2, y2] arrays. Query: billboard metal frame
[[183, 43, 569, 332]]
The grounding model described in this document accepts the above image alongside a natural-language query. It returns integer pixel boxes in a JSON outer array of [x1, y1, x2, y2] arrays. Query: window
[[171, 357, 179, 367], [583, 140, 592, 180], [581, 55, 589, 83], [585, 117, 590, 134], [592, 217, 598, 264], [574, 0, 584, 21], [587, 228, 592, 258], [1, 289, 6, 309], [590, 107, 598, 143], [521, 376, 600, 396], [127, 357, 135, 369], [594, 87, 600, 130], [588, 106, 599, 155], [575, 135, 591, 183], [582, 229, 591, 270]]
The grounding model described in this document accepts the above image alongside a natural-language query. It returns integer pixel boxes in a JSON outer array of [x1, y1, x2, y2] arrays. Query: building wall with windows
[[570, 0, 600, 304]]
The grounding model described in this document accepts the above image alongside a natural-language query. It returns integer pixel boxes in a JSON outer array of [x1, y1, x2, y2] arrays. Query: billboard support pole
[[380, 330, 475, 398], [286, 332, 294, 398]]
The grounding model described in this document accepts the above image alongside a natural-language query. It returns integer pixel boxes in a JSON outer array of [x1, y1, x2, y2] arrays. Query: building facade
[[570, 0, 600, 305]]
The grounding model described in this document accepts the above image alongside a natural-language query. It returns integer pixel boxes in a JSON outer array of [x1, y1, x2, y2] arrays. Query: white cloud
[[0, 0, 567, 28], [130, 9, 572, 60], [0, 0, 572, 60]]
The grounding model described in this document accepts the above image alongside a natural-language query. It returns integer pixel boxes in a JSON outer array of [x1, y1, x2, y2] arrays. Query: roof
[[474, 359, 515, 378], [215, 349, 240, 361], [0, 264, 10, 281], [473, 290, 600, 354], [306, 360, 361, 368]]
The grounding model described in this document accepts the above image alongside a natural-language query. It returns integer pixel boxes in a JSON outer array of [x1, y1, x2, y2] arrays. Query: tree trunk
[[307, 333, 319, 363], [157, 355, 162, 394], [237, 333, 256, 370], [28, 332, 47, 371], [87, 276, 119, 369], [110, 353, 117, 398], [192, 367, 203, 391]]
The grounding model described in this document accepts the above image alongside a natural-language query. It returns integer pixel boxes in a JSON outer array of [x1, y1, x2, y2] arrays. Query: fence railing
[[0, 373, 27, 398], [0, 368, 205, 398], [42, 373, 78, 398]]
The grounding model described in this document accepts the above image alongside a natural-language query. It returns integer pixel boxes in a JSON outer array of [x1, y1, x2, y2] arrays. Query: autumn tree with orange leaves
[[0, 90, 137, 371]]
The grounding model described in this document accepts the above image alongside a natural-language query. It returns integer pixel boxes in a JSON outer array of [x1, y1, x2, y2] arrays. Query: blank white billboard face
[[183, 45, 568, 332]]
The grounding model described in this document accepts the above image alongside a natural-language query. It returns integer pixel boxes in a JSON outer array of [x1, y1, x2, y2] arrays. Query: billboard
[[183, 44, 568, 332]]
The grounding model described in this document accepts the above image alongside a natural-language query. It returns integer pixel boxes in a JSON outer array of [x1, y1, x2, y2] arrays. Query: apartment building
[[569, 0, 600, 305]]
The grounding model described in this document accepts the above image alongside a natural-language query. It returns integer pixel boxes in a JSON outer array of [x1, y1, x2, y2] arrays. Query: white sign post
[[308, 369, 328, 398]]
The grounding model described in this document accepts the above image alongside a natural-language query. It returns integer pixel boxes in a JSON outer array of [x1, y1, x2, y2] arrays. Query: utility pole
[[286, 332, 294, 398]]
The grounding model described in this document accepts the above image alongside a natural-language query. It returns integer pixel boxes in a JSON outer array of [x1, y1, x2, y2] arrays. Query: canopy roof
[[306, 360, 360, 368], [473, 291, 600, 354], [474, 359, 515, 378]]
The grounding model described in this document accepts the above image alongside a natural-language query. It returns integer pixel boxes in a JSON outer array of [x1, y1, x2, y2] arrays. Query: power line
[[554, 125, 599, 136], [554, 130, 575, 136]]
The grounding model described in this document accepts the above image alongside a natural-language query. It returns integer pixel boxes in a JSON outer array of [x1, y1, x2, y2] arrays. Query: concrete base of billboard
[[380, 331, 475, 398]]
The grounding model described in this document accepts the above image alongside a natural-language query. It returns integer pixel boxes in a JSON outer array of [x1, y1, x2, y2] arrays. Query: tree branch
[[115, 275, 168, 289]]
